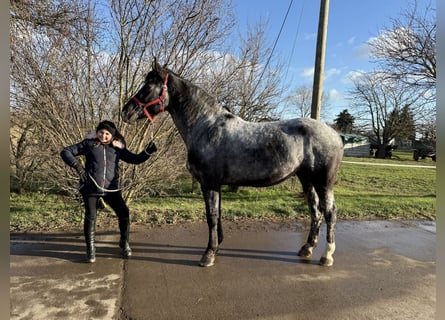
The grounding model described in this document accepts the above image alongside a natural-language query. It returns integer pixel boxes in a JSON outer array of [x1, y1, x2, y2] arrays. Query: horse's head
[[122, 60, 170, 123]]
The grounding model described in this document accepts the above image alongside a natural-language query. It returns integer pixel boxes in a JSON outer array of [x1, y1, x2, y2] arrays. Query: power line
[[251, 0, 294, 96], [284, 0, 306, 84]]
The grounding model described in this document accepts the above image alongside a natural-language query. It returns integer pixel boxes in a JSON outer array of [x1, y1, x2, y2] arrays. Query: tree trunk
[[376, 145, 387, 159]]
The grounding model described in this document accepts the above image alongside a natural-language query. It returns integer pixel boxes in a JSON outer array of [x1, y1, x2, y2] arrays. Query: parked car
[[413, 146, 436, 161], [413, 141, 436, 161]]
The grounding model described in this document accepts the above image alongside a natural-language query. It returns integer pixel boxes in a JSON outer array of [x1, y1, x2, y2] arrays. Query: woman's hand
[[73, 163, 88, 184], [112, 140, 125, 149]]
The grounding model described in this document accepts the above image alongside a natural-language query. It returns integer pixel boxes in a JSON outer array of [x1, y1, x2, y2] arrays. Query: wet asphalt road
[[10, 220, 435, 319]]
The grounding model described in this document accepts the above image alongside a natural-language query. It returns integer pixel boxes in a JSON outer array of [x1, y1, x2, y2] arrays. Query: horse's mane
[[165, 68, 232, 114]]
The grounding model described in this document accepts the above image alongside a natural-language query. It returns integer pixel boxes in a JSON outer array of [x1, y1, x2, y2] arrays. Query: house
[[340, 134, 370, 157]]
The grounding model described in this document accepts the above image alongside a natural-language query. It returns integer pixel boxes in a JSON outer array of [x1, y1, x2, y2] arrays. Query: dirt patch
[[130, 216, 309, 235]]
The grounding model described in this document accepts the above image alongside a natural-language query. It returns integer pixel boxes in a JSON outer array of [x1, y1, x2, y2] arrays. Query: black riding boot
[[118, 218, 132, 258], [84, 220, 96, 263]]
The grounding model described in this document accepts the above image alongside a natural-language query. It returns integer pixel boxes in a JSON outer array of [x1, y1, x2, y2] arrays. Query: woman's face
[[96, 129, 113, 144]]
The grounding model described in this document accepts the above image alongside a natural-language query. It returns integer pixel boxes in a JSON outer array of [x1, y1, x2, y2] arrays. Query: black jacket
[[61, 139, 151, 196]]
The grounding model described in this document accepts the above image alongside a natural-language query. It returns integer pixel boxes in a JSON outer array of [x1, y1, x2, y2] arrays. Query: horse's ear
[[152, 57, 168, 79], [152, 57, 163, 73]]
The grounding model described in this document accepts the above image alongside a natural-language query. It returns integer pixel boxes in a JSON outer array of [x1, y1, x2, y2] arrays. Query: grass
[[336, 162, 435, 219], [10, 150, 436, 232], [130, 184, 309, 225], [10, 192, 84, 231]]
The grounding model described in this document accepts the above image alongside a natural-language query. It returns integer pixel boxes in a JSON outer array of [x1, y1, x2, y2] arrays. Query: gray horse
[[122, 60, 344, 267]]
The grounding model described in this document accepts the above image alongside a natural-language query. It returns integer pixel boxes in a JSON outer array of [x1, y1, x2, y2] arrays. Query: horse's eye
[[146, 78, 157, 86]]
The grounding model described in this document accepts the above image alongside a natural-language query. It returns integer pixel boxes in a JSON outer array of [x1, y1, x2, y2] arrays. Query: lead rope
[[86, 173, 121, 192], [149, 122, 154, 141]]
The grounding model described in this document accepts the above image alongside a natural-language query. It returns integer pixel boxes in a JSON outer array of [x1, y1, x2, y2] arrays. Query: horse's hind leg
[[199, 186, 221, 267], [297, 182, 323, 259], [319, 189, 337, 266], [217, 214, 224, 245]]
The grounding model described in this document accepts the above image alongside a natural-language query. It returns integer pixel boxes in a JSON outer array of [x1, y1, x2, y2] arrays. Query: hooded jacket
[[61, 139, 151, 196]]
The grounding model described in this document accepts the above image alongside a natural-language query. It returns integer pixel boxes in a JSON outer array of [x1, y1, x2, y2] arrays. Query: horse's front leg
[[199, 186, 221, 267]]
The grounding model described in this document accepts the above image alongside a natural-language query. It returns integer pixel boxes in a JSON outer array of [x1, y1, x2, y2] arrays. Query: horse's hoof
[[319, 256, 334, 267], [297, 244, 313, 258], [199, 250, 216, 267]]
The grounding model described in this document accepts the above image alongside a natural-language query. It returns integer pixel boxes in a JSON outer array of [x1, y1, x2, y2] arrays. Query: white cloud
[[303, 32, 317, 40], [301, 67, 314, 79], [300, 67, 341, 81], [327, 88, 343, 103], [342, 70, 366, 84], [347, 36, 356, 45], [353, 43, 371, 59], [324, 68, 341, 81]]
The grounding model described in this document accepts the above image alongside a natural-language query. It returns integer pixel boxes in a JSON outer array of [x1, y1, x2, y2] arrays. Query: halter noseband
[[131, 73, 169, 122]]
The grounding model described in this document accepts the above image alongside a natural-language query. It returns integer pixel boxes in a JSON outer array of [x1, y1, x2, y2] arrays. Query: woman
[[61, 120, 157, 263]]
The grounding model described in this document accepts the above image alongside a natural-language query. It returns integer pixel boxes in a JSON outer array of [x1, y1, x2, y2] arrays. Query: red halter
[[131, 73, 169, 122]]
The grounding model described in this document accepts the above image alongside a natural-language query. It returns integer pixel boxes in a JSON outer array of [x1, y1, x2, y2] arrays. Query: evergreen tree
[[333, 109, 355, 133], [387, 104, 416, 144], [399, 105, 416, 141]]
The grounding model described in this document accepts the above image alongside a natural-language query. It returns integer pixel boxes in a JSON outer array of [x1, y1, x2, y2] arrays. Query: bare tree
[[195, 20, 284, 122], [231, 20, 284, 122], [10, 0, 239, 201], [348, 71, 423, 158], [285, 86, 330, 119], [10, 0, 103, 194], [367, 0, 436, 96], [109, 0, 237, 201], [353, 0, 436, 156], [10, 0, 289, 200], [286, 86, 312, 118]]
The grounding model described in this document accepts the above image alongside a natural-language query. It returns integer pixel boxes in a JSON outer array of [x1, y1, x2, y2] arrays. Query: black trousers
[[82, 192, 130, 244]]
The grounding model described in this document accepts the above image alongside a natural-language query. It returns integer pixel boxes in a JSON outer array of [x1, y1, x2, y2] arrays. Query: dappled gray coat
[[61, 139, 151, 196]]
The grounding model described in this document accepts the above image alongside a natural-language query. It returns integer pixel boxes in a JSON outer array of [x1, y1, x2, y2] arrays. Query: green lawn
[[10, 152, 436, 232]]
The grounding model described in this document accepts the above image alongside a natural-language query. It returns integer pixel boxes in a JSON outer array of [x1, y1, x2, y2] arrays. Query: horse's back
[[280, 118, 341, 144], [280, 118, 343, 157], [188, 115, 342, 187]]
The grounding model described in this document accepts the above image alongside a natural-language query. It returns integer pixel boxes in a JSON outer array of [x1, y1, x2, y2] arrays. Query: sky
[[232, 0, 433, 122]]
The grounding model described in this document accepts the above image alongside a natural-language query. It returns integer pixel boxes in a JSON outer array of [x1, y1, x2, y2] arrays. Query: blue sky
[[232, 0, 431, 121]]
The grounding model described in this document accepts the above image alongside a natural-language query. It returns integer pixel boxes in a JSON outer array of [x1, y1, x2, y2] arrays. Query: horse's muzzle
[[121, 104, 139, 124]]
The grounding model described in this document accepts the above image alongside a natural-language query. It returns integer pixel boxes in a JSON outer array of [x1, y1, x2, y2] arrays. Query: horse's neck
[[169, 78, 222, 145]]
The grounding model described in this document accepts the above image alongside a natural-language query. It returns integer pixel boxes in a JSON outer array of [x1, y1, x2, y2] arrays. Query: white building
[[341, 134, 370, 158]]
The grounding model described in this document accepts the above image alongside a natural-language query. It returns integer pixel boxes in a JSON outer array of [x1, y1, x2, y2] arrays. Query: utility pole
[[311, 0, 330, 120]]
